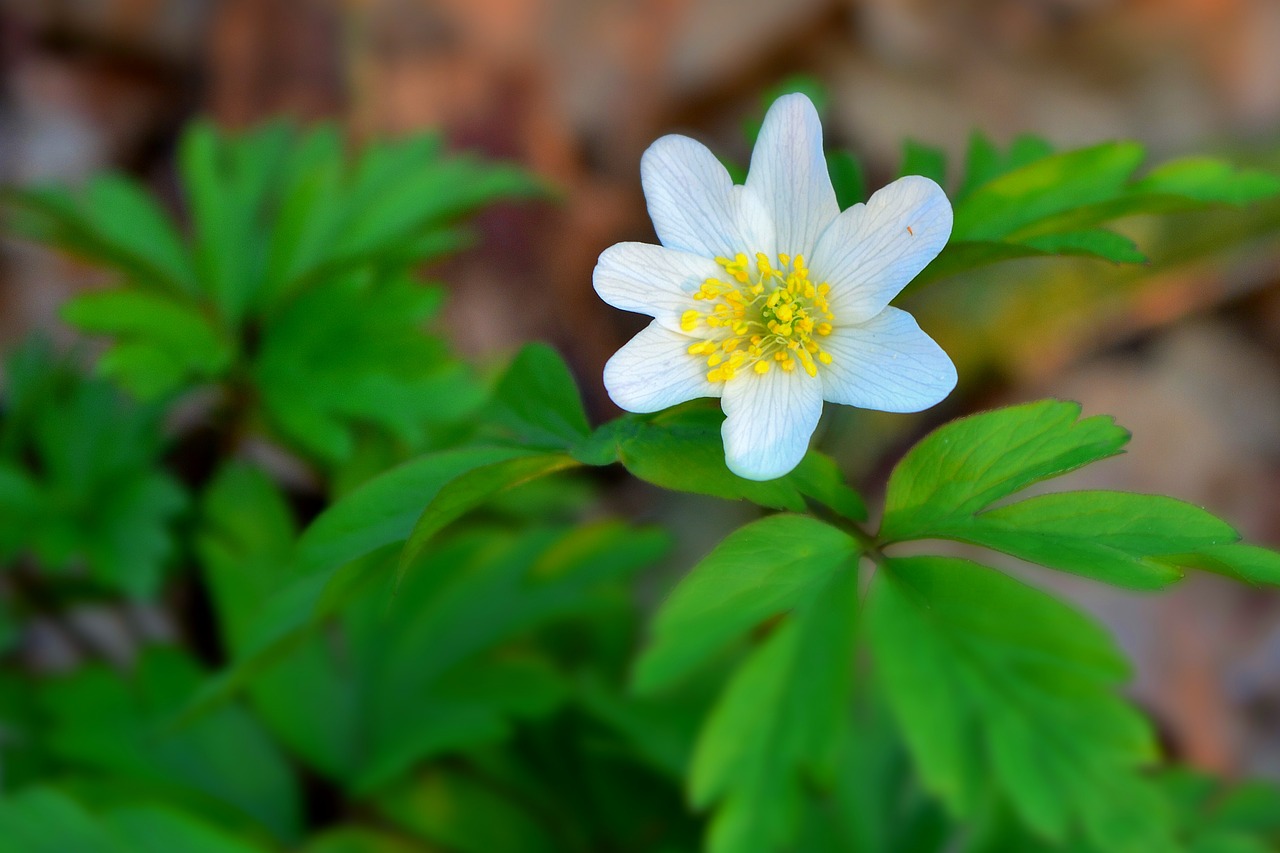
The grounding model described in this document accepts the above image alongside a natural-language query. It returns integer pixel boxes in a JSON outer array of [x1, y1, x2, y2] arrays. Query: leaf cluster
[[4, 99, 1280, 853], [4, 122, 540, 471]]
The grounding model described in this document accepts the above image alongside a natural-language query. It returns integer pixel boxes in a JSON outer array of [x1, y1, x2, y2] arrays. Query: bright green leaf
[[881, 400, 1129, 543], [490, 343, 591, 448], [870, 556, 1172, 851], [951, 491, 1234, 589], [634, 514, 859, 694], [691, 568, 860, 853]]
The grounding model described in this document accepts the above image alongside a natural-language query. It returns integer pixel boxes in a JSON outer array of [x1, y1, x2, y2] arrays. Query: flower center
[[680, 253, 835, 383]]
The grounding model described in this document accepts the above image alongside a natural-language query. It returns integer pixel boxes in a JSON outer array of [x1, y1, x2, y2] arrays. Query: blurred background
[[5, 0, 1280, 786]]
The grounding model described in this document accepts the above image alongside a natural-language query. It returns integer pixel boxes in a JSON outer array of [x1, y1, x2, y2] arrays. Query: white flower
[[594, 93, 956, 481]]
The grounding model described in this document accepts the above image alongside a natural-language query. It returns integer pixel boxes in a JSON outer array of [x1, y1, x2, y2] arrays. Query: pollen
[[684, 253, 836, 384]]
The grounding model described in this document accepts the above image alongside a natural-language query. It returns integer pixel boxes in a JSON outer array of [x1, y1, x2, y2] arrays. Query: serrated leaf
[[253, 273, 482, 465], [691, 568, 860, 853], [490, 343, 591, 448], [951, 491, 1234, 589], [881, 400, 1129, 542], [0, 342, 185, 596], [1136, 158, 1280, 206], [2, 181, 193, 297], [195, 462, 356, 779], [882, 402, 1238, 589], [342, 523, 658, 789], [911, 135, 1279, 285], [870, 556, 1172, 851], [634, 514, 859, 694], [178, 120, 264, 321]]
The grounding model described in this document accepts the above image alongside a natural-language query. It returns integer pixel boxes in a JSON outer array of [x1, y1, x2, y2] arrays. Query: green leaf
[[1021, 228, 1145, 264], [0, 789, 273, 853], [182, 446, 539, 718], [490, 343, 591, 448], [0, 341, 186, 596], [691, 567, 860, 853], [955, 132, 1055, 201], [104, 806, 272, 853], [870, 556, 1172, 851], [909, 134, 1280, 285], [40, 646, 303, 840], [376, 768, 562, 853], [2, 179, 194, 297], [178, 120, 267, 322], [304, 827, 422, 853], [881, 401, 1238, 589], [1135, 157, 1280, 206], [62, 289, 233, 398], [899, 140, 947, 185], [953, 142, 1146, 242], [881, 400, 1129, 542], [634, 514, 859, 694], [253, 273, 483, 465], [582, 405, 865, 516], [948, 490, 1235, 588], [0, 788, 131, 853], [299, 446, 536, 576], [1158, 543, 1280, 586], [195, 462, 361, 780], [399, 452, 581, 576]]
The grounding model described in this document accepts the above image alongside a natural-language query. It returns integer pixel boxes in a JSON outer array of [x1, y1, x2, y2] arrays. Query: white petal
[[720, 367, 823, 481], [604, 321, 720, 413], [810, 175, 952, 323], [641, 134, 774, 259], [746, 93, 839, 260], [593, 242, 725, 332], [819, 307, 956, 413]]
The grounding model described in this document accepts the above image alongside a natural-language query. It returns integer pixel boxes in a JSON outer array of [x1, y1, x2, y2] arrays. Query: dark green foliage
[[0, 788, 272, 853], [39, 646, 302, 840], [0, 341, 184, 597], [4, 121, 539, 473], [5, 108, 1280, 853]]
